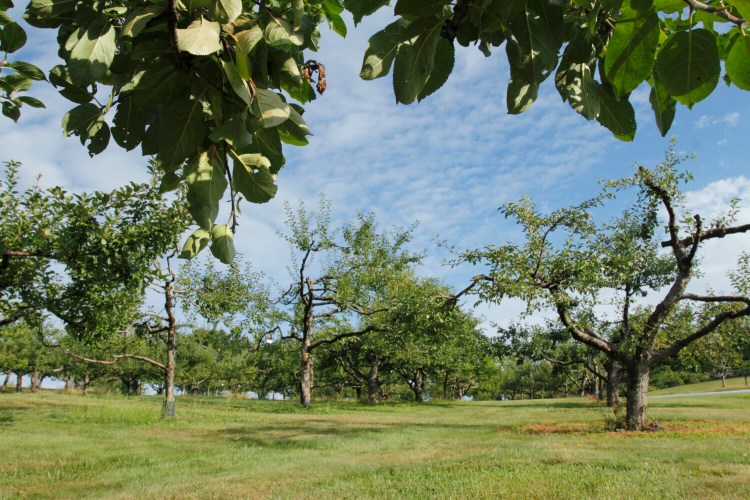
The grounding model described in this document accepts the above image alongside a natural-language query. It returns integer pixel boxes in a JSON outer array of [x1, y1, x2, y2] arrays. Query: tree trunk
[[82, 375, 91, 396], [1, 371, 9, 391], [163, 280, 177, 418], [15, 371, 23, 393], [721, 368, 727, 387], [300, 340, 314, 407], [625, 356, 651, 431], [411, 370, 425, 402], [606, 360, 621, 409], [366, 356, 380, 403], [31, 369, 40, 392], [64, 376, 74, 394]]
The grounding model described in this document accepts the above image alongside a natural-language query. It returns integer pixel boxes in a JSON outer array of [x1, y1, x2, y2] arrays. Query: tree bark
[[625, 356, 651, 431], [300, 340, 314, 407], [411, 370, 425, 402], [64, 376, 73, 394], [15, 371, 23, 393], [1, 371, 9, 391], [31, 369, 40, 392], [163, 280, 177, 418], [366, 356, 380, 403], [606, 360, 621, 409], [82, 375, 91, 396]]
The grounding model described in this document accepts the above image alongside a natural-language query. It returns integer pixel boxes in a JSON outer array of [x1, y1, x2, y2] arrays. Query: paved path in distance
[[652, 388, 750, 398]]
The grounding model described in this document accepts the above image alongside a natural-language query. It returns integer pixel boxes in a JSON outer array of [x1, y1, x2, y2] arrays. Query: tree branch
[[310, 325, 383, 350], [660, 222, 750, 248], [681, 0, 747, 27], [654, 304, 750, 363]]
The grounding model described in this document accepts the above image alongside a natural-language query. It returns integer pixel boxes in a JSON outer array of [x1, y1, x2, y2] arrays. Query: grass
[[650, 376, 749, 396], [0, 388, 749, 499]]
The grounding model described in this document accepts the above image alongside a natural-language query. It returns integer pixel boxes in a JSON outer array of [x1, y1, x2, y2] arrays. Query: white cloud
[[694, 112, 741, 129]]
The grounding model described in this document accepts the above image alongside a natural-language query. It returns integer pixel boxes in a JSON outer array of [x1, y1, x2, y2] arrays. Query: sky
[[2, 7, 750, 333]]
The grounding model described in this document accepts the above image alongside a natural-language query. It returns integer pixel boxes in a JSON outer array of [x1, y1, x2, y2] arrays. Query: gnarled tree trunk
[[625, 355, 651, 431], [366, 356, 380, 403], [300, 340, 314, 407], [606, 360, 621, 409]]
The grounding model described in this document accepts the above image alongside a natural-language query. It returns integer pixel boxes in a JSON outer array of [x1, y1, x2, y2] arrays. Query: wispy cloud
[[694, 112, 741, 129]]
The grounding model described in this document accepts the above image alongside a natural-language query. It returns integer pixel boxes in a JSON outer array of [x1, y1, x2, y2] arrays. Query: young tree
[[1, 161, 186, 335], [460, 147, 750, 430], [278, 199, 420, 406]]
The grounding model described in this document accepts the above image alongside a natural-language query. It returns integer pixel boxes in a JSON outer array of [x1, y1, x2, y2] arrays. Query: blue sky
[[2, 8, 749, 330]]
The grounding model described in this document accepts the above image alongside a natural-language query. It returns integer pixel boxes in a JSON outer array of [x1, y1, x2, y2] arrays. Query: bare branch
[[661, 222, 750, 248]]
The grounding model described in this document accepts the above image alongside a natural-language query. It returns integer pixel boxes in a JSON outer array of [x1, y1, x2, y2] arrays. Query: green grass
[[1, 390, 749, 499], [650, 376, 749, 395]]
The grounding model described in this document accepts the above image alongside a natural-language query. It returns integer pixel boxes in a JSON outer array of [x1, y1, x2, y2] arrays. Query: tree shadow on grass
[[211, 420, 504, 449], [0, 412, 14, 426]]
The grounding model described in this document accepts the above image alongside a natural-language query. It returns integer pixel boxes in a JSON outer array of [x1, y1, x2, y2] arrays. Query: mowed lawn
[[1, 387, 749, 499]]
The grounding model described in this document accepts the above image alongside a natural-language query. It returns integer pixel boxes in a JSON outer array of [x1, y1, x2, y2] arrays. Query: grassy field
[[1, 387, 749, 499], [650, 376, 749, 395]]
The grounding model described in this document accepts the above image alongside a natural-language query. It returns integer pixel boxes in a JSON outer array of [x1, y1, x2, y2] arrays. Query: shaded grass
[[0, 392, 748, 498]]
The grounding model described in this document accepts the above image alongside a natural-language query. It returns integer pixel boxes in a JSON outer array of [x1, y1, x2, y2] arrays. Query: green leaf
[[61, 102, 102, 138], [264, 18, 303, 49], [49, 65, 94, 103], [180, 228, 211, 259], [394, 0, 451, 19], [653, 0, 685, 13], [111, 95, 146, 151], [155, 100, 207, 165], [186, 150, 228, 230], [603, 6, 659, 99], [393, 18, 443, 104], [343, 0, 390, 25], [292, 0, 305, 27], [418, 37, 454, 101], [725, 0, 750, 20], [506, 74, 538, 114], [653, 29, 720, 108], [5, 61, 46, 81], [253, 89, 291, 128], [328, 12, 347, 37], [211, 0, 242, 24], [648, 80, 675, 136], [556, 61, 601, 120], [236, 26, 263, 54], [159, 171, 181, 194], [279, 106, 311, 145], [210, 224, 235, 264], [360, 19, 408, 80], [504, 0, 563, 85], [596, 85, 636, 141], [221, 59, 254, 107], [16, 95, 45, 108], [65, 18, 116, 86], [62, 102, 110, 154], [232, 152, 277, 203], [121, 4, 165, 39], [177, 17, 221, 56], [209, 113, 254, 149], [0, 22, 26, 53], [725, 35, 750, 91], [24, 0, 77, 29], [131, 64, 184, 108], [2, 100, 19, 121]]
